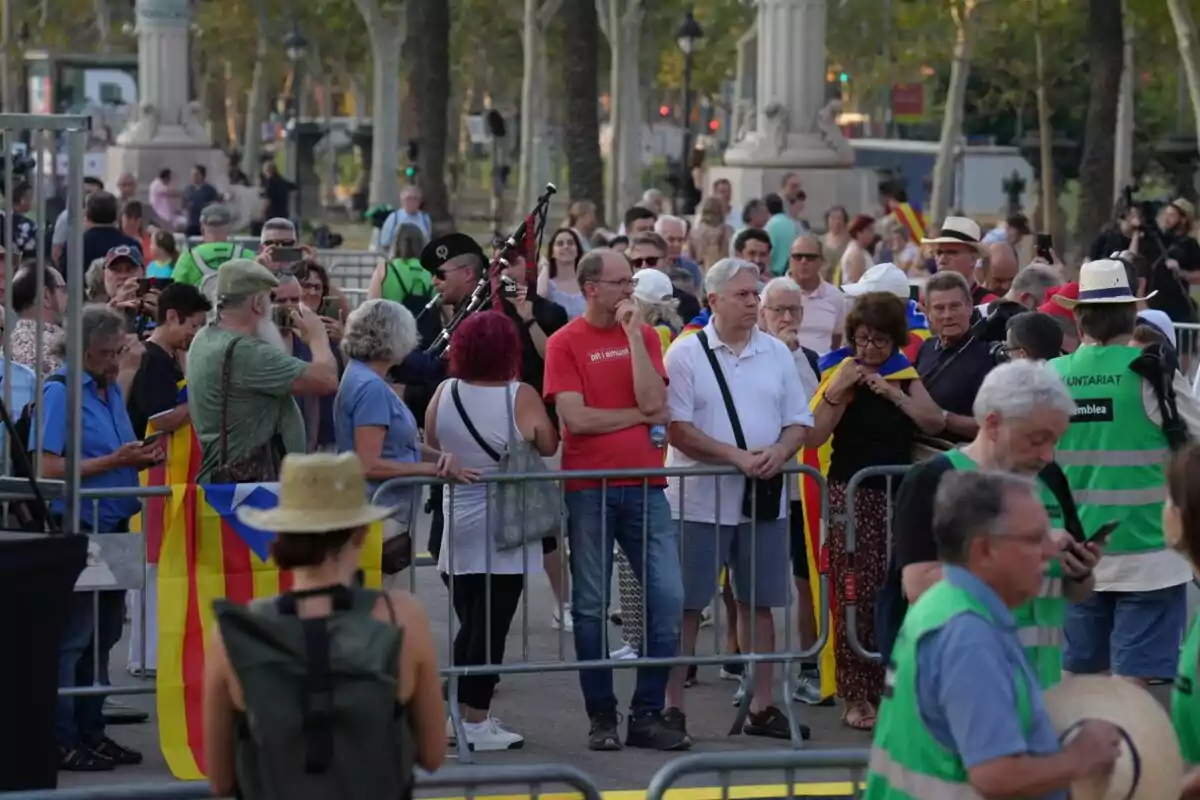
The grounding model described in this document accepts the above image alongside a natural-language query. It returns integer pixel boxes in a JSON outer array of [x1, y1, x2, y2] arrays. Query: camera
[[971, 300, 1025, 365], [499, 275, 519, 299], [273, 306, 294, 332]]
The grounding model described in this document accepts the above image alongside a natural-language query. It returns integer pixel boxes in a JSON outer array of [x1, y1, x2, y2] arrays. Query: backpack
[[383, 259, 434, 309], [214, 584, 415, 800], [11, 374, 65, 480]]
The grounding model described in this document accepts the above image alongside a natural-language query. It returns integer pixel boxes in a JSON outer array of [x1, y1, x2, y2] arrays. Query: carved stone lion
[[733, 99, 757, 143], [180, 101, 208, 141], [815, 99, 853, 161], [121, 103, 160, 143], [763, 101, 788, 155]]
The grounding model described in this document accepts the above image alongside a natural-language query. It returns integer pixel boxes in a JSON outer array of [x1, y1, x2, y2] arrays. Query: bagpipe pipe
[[424, 183, 557, 359]]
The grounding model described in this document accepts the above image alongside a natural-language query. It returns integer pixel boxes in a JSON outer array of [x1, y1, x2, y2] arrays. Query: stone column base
[[707, 164, 880, 224]]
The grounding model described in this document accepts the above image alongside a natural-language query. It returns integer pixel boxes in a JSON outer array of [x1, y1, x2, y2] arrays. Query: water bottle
[[649, 423, 667, 448]]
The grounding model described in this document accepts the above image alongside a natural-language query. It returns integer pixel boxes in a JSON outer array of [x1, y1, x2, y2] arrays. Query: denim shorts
[[679, 518, 790, 611], [1062, 583, 1188, 679]]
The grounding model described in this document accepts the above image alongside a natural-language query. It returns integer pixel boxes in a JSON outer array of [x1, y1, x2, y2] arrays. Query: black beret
[[419, 232, 486, 274]]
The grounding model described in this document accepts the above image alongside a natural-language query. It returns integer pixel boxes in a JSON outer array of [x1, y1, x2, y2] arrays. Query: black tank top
[[827, 381, 915, 489]]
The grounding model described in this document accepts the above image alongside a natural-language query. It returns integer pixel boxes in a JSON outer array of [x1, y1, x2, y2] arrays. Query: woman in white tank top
[[423, 311, 558, 752]]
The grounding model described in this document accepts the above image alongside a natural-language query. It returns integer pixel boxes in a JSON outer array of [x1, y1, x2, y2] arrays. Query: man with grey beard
[[186, 260, 338, 482]]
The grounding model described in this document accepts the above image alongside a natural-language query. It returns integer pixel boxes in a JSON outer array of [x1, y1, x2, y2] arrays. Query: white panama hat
[[1054, 259, 1156, 308], [920, 216, 989, 255]]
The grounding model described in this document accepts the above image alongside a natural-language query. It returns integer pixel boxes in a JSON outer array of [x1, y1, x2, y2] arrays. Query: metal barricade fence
[[373, 464, 830, 762], [838, 466, 913, 664], [1175, 323, 1200, 381], [0, 763, 606, 800], [645, 749, 871, 800], [179, 234, 382, 297]]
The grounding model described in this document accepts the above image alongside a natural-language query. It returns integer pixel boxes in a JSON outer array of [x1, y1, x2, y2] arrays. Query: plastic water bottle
[[649, 423, 667, 448]]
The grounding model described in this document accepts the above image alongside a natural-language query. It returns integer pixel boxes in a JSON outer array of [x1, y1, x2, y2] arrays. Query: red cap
[[1038, 282, 1078, 320]]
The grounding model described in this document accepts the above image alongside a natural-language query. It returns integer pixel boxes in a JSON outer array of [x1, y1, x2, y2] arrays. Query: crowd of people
[[9, 166, 1200, 798]]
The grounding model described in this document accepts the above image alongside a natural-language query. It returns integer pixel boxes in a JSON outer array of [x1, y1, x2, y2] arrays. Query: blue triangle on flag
[[203, 483, 279, 562]]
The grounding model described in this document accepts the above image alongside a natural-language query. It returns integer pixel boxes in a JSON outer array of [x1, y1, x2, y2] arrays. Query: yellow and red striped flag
[[893, 202, 927, 243], [798, 349, 919, 702], [156, 482, 383, 779]]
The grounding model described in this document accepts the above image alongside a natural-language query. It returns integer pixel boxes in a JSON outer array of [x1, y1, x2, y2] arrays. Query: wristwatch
[[522, 317, 536, 329]]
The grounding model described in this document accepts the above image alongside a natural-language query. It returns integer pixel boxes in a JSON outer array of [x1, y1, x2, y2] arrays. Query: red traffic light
[[708, 119, 719, 132], [659, 104, 670, 117]]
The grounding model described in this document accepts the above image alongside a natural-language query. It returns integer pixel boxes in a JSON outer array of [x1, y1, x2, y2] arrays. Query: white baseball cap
[[842, 263, 910, 300], [632, 268, 675, 303]]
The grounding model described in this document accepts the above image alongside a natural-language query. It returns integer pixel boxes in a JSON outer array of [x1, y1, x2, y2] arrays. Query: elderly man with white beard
[[186, 259, 338, 483]]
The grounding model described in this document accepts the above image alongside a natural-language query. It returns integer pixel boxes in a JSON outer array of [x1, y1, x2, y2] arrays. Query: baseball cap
[[1039, 282, 1079, 320], [632, 268, 674, 303], [843, 263, 910, 299], [104, 244, 143, 270], [200, 204, 235, 228], [215, 258, 279, 298]]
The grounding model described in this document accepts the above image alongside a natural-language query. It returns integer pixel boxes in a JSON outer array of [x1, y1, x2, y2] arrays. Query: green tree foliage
[[651, 0, 754, 98]]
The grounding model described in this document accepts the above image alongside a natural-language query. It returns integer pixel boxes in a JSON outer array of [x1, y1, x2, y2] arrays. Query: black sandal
[[59, 745, 115, 772]]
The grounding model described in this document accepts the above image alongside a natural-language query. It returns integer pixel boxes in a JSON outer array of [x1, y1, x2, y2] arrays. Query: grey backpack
[[215, 584, 414, 800]]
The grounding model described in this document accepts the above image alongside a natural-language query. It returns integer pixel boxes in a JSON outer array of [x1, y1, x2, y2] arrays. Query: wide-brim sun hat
[[1042, 675, 1183, 800], [843, 262, 910, 300], [236, 452, 399, 534], [1054, 258, 1156, 309], [920, 216, 989, 255]]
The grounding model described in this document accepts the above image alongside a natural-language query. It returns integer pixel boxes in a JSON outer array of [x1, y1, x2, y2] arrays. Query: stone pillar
[[136, 0, 190, 135]]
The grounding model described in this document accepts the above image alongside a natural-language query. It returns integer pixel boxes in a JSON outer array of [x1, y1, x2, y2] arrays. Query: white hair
[[260, 217, 295, 243], [705, 258, 761, 296], [972, 360, 1075, 422], [761, 276, 801, 301], [340, 298, 418, 364], [654, 214, 684, 235]]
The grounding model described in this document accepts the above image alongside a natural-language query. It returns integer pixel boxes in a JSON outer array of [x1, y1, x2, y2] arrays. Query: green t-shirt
[[186, 326, 308, 483], [172, 242, 259, 287]]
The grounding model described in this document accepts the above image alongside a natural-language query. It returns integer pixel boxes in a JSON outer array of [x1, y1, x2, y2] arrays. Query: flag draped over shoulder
[[904, 299, 931, 363], [157, 482, 384, 780], [798, 348, 919, 701]]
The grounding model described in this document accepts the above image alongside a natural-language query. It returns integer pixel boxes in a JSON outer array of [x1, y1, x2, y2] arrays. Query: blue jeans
[[56, 590, 125, 746], [565, 487, 683, 717]]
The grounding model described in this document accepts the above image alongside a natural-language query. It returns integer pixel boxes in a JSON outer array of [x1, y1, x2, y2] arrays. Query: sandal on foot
[[842, 704, 876, 732]]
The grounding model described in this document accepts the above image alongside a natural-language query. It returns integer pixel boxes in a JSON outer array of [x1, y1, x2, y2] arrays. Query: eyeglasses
[[790, 252, 821, 262], [853, 334, 892, 350], [629, 257, 661, 269], [267, 239, 297, 248], [763, 304, 802, 317], [301, 280, 324, 293], [592, 278, 634, 289], [933, 248, 972, 258]]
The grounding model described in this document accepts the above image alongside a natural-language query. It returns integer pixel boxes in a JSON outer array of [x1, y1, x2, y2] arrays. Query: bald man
[[978, 242, 1020, 297]]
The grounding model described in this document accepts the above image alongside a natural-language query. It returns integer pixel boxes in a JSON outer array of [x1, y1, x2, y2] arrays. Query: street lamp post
[[283, 20, 309, 222], [675, 9, 704, 213]]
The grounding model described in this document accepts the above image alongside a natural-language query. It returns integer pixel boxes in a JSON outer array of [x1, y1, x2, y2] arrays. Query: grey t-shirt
[[186, 326, 308, 482]]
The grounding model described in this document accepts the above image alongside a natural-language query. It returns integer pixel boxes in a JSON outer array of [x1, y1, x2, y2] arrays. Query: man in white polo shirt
[[662, 257, 814, 743]]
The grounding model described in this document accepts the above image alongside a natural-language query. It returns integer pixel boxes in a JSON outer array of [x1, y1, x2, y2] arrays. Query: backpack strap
[[299, 619, 335, 774]]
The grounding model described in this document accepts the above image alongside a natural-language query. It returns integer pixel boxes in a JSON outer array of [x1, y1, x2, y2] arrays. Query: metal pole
[[679, 50, 694, 211], [0, 0, 10, 113], [64, 128, 85, 534], [292, 66, 302, 223]]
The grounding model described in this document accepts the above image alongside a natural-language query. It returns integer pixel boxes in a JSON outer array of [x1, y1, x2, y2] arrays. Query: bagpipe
[[424, 183, 557, 358]]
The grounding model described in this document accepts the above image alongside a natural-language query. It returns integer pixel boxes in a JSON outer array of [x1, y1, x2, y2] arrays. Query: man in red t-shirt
[[543, 248, 687, 753]]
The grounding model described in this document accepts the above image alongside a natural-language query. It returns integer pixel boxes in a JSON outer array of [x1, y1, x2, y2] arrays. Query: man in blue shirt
[[29, 304, 162, 771], [867, 471, 1122, 798], [378, 186, 433, 252]]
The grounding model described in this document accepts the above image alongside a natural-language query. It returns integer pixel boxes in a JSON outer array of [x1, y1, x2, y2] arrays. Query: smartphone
[[1089, 520, 1120, 546], [273, 247, 304, 265], [140, 431, 165, 447], [136, 278, 151, 297], [1035, 233, 1054, 262]]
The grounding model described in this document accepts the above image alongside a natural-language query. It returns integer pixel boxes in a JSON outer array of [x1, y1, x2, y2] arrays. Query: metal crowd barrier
[[645, 748, 871, 800], [178, 235, 382, 296], [374, 463, 830, 761], [839, 466, 912, 663], [1, 763, 605, 800]]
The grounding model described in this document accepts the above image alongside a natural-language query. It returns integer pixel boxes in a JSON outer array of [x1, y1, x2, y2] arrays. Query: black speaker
[[0, 533, 87, 790], [486, 110, 507, 139]]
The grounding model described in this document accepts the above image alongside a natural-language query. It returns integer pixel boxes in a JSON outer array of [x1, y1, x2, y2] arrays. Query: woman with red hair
[[424, 311, 559, 751]]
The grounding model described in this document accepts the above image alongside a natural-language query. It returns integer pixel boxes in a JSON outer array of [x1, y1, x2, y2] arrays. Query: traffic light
[[659, 104, 671, 118], [839, 72, 849, 84], [707, 119, 719, 132]]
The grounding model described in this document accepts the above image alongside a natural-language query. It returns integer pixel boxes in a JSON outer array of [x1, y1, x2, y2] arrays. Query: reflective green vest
[[1174, 614, 1200, 764], [865, 580, 1034, 799], [941, 449, 1066, 688], [1050, 345, 1169, 554]]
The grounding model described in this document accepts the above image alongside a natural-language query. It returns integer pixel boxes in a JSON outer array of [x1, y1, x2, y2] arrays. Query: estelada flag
[[904, 299, 931, 363], [798, 348, 919, 702], [138, 380, 200, 566], [156, 482, 384, 779]]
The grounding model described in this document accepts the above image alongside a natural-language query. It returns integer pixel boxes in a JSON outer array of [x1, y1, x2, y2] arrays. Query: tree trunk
[[1167, 0, 1200, 149], [408, 0, 453, 230], [616, 11, 642, 215], [1076, 0, 1123, 245], [561, 0, 605, 223], [929, 0, 976, 224], [1113, 0, 1135, 202], [242, 0, 271, 179], [1034, 0, 1054, 232], [223, 59, 241, 150], [93, 0, 112, 53], [518, 0, 560, 212]]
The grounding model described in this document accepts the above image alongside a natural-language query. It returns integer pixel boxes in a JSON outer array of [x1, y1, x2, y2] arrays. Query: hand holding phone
[[1089, 520, 1119, 547], [140, 431, 165, 448], [1035, 233, 1054, 263]]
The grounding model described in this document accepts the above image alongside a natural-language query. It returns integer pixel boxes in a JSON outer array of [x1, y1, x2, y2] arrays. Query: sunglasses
[[268, 239, 298, 248], [629, 257, 661, 269], [790, 252, 821, 262], [435, 264, 469, 280]]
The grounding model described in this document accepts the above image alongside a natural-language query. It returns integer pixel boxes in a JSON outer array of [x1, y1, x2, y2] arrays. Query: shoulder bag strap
[[1038, 462, 1087, 543], [218, 336, 241, 467], [450, 380, 501, 462], [696, 331, 748, 451]]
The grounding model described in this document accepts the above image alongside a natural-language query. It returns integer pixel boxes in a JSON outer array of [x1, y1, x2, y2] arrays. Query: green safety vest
[[1050, 345, 1169, 554], [1174, 614, 1200, 763], [865, 580, 1034, 799], [941, 449, 1066, 688], [173, 242, 259, 287]]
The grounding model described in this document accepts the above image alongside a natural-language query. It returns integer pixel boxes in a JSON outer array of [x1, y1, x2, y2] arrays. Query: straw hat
[[1053, 259, 1156, 309], [843, 263, 910, 300], [1042, 675, 1183, 800], [920, 216, 989, 255], [236, 452, 398, 534]]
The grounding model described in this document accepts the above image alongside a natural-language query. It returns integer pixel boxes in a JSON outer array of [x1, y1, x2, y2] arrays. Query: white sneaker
[[462, 716, 525, 751], [609, 643, 639, 660], [699, 605, 714, 628], [551, 603, 574, 632]]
